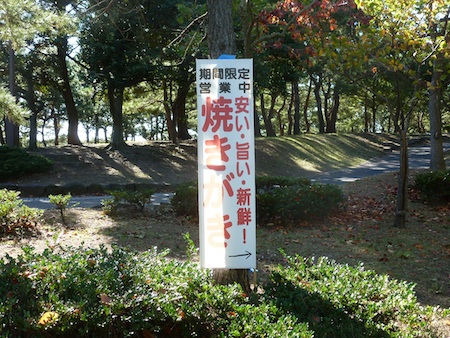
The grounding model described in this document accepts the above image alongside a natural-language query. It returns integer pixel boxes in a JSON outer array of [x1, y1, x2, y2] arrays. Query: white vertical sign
[[196, 59, 256, 269]]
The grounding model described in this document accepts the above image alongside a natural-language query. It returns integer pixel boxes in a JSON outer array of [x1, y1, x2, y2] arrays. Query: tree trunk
[[303, 80, 312, 133], [213, 269, 251, 295], [206, 0, 237, 58], [108, 82, 127, 149], [94, 115, 100, 143], [276, 95, 286, 136], [24, 67, 38, 149], [85, 126, 90, 143], [41, 120, 47, 147], [364, 104, 369, 133], [371, 94, 377, 133], [0, 124, 4, 145], [56, 36, 81, 145], [292, 80, 301, 135], [162, 80, 176, 143], [239, 0, 254, 58], [312, 76, 325, 133], [260, 93, 276, 137], [428, 54, 446, 171], [394, 131, 408, 227], [363, 93, 369, 133], [206, 0, 249, 293], [253, 98, 262, 137], [417, 112, 425, 133], [6, 43, 19, 147], [287, 83, 294, 135], [172, 81, 192, 140], [326, 85, 339, 133], [393, 75, 402, 133], [53, 115, 61, 146]]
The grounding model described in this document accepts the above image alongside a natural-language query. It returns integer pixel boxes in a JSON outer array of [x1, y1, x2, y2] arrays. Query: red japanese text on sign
[[197, 59, 255, 269]]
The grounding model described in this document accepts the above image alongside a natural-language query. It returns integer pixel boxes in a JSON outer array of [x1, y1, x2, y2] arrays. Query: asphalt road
[[22, 143, 449, 210], [22, 192, 174, 210], [310, 143, 450, 184]]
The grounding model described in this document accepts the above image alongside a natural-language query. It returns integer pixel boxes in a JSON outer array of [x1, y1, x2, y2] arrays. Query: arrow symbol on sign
[[229, 251, 252, 259]]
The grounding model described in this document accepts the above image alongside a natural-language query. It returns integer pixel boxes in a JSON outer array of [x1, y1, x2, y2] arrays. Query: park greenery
[[0, 135, 449, 335], [0, 0, 449, 336], [0, 0, 447, 157], [171, 176, 345, 225], [0, 244, 444, 337], [1, 0, 447, 228], [0, 145, 53, 180], [0, 222, 448, 337]]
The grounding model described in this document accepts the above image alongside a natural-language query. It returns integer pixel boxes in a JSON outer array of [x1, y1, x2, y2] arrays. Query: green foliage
[[171, 181, 198, 219], [0, 87, 28, 124], [48, 194, 72, 225], [0, 246, 312, 337], [48, 194, 72, 210], [257, 180, 345, 225], [0, 146, 53, 181], [171, 177, 344, 226], [102, 189, 155, 213], [414, 170, 450, 201], [256, 176, 311, 192], [0, 189, 42, 236], [0, 246, 440, 337], [183, 232, 197, 261], [266, 253, 439, 337]]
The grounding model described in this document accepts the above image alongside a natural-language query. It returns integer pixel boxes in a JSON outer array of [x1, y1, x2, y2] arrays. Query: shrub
[[256, 178, 345, 225], [266, 253, 440, 338], [171, 177, 345, 226], [171, 181, 198, 219], [0, 146, 53, 181], [0, 246, 441, 337], [102, 189, 155, 213], [414, 170, 450, 201], [48, 194, 73, 225], [256, 175, 311, 192], [0, 189, 42, 236], [0, 245, 312, 337]]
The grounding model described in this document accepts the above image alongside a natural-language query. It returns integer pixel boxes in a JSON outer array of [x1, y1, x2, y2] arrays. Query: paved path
[[311, 143, 450, 185], [22, 143, 449, 209], [23, 192, 174, 210]]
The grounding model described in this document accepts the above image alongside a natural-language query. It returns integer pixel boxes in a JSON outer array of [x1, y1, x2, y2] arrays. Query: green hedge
[[170, 181, 198, 219], [415, 170, 450, 201], [0, 246, 311, 337], [0, 146, 53, 181], [266, 254, 438, 338], [256, 180, 344, 225], [172, 176, 345, 226], [0, 246, 441, 337]]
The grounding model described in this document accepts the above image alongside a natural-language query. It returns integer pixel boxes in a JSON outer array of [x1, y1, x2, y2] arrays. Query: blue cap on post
[[218, 54, 236, 59]]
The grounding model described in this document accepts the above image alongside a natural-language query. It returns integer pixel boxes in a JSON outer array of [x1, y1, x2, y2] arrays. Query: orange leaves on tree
[[257, 0, 370, 68]]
